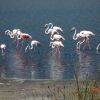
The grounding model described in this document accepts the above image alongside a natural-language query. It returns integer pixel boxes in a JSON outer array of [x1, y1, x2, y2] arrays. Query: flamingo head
[[71, 27, 76, 32], [60, 42, 64, 47], [49, 42, 53, 46], [44, 24, 49, 27], [49, 23, 52, 25], [29, 35, 32, 39]]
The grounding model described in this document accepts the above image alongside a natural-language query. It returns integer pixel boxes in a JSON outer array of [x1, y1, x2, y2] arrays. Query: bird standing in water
[[25, 40, 41, 53], [0, 44, 6, 56], [71, 27, 95, 50], [49, 41, 64, 55]]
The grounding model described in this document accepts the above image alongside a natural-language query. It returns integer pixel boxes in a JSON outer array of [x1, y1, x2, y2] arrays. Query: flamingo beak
[[44, 24, 47, 27], [29, 36, 32, 39]]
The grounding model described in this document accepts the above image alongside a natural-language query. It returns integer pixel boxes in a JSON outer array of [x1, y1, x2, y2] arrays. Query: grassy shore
[[0, 78, 99, 100]]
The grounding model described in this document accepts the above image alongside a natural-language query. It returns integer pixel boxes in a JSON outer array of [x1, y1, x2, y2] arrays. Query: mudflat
[[0, 78, 99, 100]]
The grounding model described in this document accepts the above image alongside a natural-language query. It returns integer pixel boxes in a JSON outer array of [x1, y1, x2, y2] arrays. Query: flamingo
[[49, 41, 64, 55], [96, 44, 100, 53], [50, 34, 65, 41], [45, 24, 59, 35], [0, 44, 6, 56], [17, 33, 32, 48], [19, 33, 32, 39], [50, 41, 64, 48], [48, 23, 63, 32], [5, 29, 22, 39], [71, 27, 95, 50], [25, 40, 41, 52]]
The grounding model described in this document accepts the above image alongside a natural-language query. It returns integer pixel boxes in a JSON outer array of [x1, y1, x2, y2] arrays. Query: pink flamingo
[[25, 40, 41, 52], [5, 29, 22, 39], [5, 29, 23, 47], [49, 41, 64, 55], [71, 27, 95, 50], [48, 23, 63, 32], [18, 33, 32, 48], [45, 24, 59, 35], [50, 34, 65, 41]]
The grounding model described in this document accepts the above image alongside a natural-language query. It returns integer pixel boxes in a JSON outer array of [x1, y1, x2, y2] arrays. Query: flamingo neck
[[50, 34, 54, 40], [52, 44, 55, 48], [9, 32, 14, 38], [96, 44, 100, 51], [25, 44, 31, 52], [30, 44, 33, 49], [45, 25, 50, 34], [49, 23, 53, 29], [17, 35, 22, 40], [73, 29, 77, 40], [6, 30, 14, 39]]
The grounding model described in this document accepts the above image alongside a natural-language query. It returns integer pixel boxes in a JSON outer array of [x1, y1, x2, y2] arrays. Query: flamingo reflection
[[48, 50, 64, 79], [75, 51, 97, 80], [9, 50, 34, 78]]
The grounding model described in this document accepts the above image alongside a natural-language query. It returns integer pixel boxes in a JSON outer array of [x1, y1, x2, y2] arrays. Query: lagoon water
[[0, 0, 100, 80]]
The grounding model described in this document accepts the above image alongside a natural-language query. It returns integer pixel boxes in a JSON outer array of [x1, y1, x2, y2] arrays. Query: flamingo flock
[[44, 22, 64, 55], [0, 22, 100, 56]]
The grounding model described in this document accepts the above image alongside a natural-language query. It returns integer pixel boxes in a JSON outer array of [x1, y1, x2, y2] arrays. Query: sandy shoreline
[[0, 78, 99, 100]]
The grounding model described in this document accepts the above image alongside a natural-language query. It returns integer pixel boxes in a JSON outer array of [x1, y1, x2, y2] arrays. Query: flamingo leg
[[25, 44, 29, 52], [56, 47, 58, 54], [33, 46, 36, 52], [1, 49, 5, 56], [20, 38, 25, 49], [83, 39, 88, 50], [52, 48, 56, 55], [87, 39, 91, 49], [76, 41, 81, 50], [16, 39, 20, 48], [79, 39, 85, 50], [57, 47, 61, 57], [12, 37, 17, 43], [37, 47, 40, 55]]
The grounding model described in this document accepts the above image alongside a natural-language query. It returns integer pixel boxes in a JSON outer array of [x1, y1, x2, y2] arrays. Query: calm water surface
[[0, 0, 100, 80]]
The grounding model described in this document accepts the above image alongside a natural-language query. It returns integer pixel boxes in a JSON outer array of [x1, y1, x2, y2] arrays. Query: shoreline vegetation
[[0, 78, 99, 100]]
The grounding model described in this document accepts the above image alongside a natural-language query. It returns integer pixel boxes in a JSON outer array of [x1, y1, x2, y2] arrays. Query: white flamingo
[[25, 40, 41, 52], [49, 41, 64, 55], [49, 41, 64, 56], [5, 29, 22, 39], [0, 44, 6, 56], [45, 24, 59, 35], [49, 23, 63, 32], [50, 41, 64, 48], [50, 34, 65, 41], [71, 27, 95, 50]]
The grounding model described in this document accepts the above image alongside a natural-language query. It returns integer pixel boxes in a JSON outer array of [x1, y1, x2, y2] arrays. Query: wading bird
[[49, 41, 64, 55], [25, 40, 41, 52], [18, 33, 32, 48], [71, 27, 95, 50], [0, 44, 6, 56], [5, 29, 22, 39], [50, 34, 65, 41], [45, 24, 59, 35], [48, 23, 63, 32]]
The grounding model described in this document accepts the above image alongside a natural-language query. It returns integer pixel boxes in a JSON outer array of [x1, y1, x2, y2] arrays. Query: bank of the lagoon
[[0, 78, 99, 100]]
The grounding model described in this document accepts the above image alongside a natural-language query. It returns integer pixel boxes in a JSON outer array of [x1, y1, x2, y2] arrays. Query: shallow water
[[0, 0, 100, 80]]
